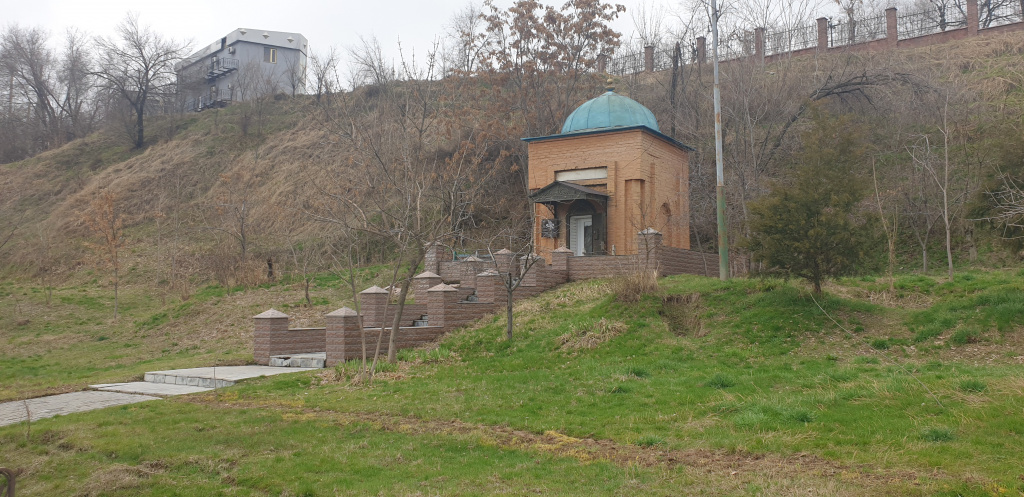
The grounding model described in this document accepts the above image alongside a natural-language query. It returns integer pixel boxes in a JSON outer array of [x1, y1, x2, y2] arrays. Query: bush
[[556, 318, 627, 350], [609, 384, 632, 394], [958, 379, 987, 393], [661, 293, 703, 336], [949, 328, 981, 345], [921, 427, 955, 442], [704, 372, 736, 389], [746, 108, 874, 293], [785, 409, 815, 423], [614, 268, 659, 303]]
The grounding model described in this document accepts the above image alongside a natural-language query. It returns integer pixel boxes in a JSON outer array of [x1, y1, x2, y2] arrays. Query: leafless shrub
[[557, 318, 628, 350], [661, 292, 705, 336], [613, 267, 660, 303]]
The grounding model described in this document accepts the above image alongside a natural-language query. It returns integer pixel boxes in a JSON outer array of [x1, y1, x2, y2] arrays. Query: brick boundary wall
[[255, 235, 751, 364], [253, 309, 327, 365], [655, 246, 749, 278]]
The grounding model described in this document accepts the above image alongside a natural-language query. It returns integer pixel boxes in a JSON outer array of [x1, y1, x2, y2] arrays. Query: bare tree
[[233, 59, 279, 135], [0, 25, 96, 159], [908, 95, 957, 280], [280, 51, 305, 97], [34, 223, 56, 306], [0, 212, 23, 258], [306, 37, 498, 364], [285, 229, 328, 307], [1, 25, 60, 152], [200, 150, 266, 267], [990, 175, 1024, 237], [308, 46, 341, 102], [442, 2, 487, 75], [347, 36, 395, 89], [83, 191, 127, 319], [484, 217, 543, 341], [93, 13, 189, 149]]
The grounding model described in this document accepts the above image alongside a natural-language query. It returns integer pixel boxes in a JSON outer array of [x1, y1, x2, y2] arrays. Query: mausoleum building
[[525, 84, 693, 259]]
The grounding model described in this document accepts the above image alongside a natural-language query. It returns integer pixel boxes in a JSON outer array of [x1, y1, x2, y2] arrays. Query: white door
[[570, 215, 592, 256]]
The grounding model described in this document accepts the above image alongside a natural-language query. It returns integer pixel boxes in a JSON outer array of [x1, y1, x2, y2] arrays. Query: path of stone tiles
[[0, 365, 317, 428], [91, 382, 213, 396], [0, 391, 158, 427]]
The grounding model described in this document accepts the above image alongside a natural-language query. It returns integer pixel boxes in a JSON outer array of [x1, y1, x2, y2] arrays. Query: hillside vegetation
[[3, 31, 1024, 290]]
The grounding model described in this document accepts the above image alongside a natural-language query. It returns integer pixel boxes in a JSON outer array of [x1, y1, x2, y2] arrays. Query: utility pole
[[712, 0, 730, 280]]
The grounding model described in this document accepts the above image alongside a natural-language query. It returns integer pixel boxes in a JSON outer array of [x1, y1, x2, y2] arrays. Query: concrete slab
[[0, 391, 158, 427], [90, 382, 213, 396], [269, 352, 326, 368], [144, 365, 316, 388]]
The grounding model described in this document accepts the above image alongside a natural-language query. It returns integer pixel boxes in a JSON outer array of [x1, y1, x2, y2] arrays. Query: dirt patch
[[823, 281, 936, 310], [69, 462, 165, 497]]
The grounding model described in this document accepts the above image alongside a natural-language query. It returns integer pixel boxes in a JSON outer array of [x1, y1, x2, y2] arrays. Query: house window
[[264, 47, 277, 63]]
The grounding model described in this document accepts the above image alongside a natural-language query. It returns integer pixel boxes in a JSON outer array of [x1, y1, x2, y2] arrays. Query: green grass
[[0, 265, 392, 401], [902, 271, 1024, 343], [4, 400, 727, 496], [958, 379, 987, 393], [703, 372, 736, 389], [2, 269, 1023, 494]]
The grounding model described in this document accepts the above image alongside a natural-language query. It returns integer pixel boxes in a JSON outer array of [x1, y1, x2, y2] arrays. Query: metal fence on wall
[[831, 13, 889, 47], [717, 31, 755, 61], [983, 1, 1024, 27], [898, 7, 967, 39], [603, 0, 1022, 76], [606, 50, 645, 76], [766, 24, 818, 56]]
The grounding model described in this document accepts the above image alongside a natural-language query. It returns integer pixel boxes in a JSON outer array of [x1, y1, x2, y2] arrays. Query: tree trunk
[[114, 265, 119, 319], [387, 264, 418, 363], [506, 290, 514, 341], [943, 211, 953, 280], [941, 106, 954, 281], [135, 104, 145, 149]]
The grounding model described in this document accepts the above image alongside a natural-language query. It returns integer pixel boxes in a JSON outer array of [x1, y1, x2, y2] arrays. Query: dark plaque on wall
[[541, 218, 559, 238]]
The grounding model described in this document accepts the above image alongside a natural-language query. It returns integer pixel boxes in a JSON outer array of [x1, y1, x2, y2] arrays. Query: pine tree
[[747, 108, 874, 293]]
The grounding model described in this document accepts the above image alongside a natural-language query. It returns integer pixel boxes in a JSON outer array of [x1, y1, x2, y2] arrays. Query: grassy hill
[[2, 270, 1023, 495], [3, 28, 1024, 496]]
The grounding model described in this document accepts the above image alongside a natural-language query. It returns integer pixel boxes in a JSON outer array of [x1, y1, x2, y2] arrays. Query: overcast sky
[[8, 0, 658, 78]]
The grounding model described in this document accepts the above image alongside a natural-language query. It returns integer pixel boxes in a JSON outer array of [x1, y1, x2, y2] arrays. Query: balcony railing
[[186, 93, 233, 112], [207, 58, 239, 81]]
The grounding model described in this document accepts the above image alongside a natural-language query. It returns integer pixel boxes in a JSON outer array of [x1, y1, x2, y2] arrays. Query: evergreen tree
[[747, 108, 874, 293]]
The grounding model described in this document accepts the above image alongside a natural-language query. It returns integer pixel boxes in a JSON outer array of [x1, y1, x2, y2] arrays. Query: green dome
[[561, 90, 659, 134]]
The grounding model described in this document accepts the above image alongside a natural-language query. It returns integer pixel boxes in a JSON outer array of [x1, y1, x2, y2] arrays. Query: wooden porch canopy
[[528, 181, 608, 211]]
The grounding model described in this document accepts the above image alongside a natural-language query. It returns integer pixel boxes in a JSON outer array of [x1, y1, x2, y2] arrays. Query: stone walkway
[[0, 365, 316, 428], [0, 391, 158, 427], [145, 365, 316, 388], [91, 382, 212, 396]]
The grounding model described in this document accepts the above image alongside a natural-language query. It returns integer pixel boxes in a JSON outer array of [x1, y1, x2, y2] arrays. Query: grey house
[[176, 29, 308, 112]]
